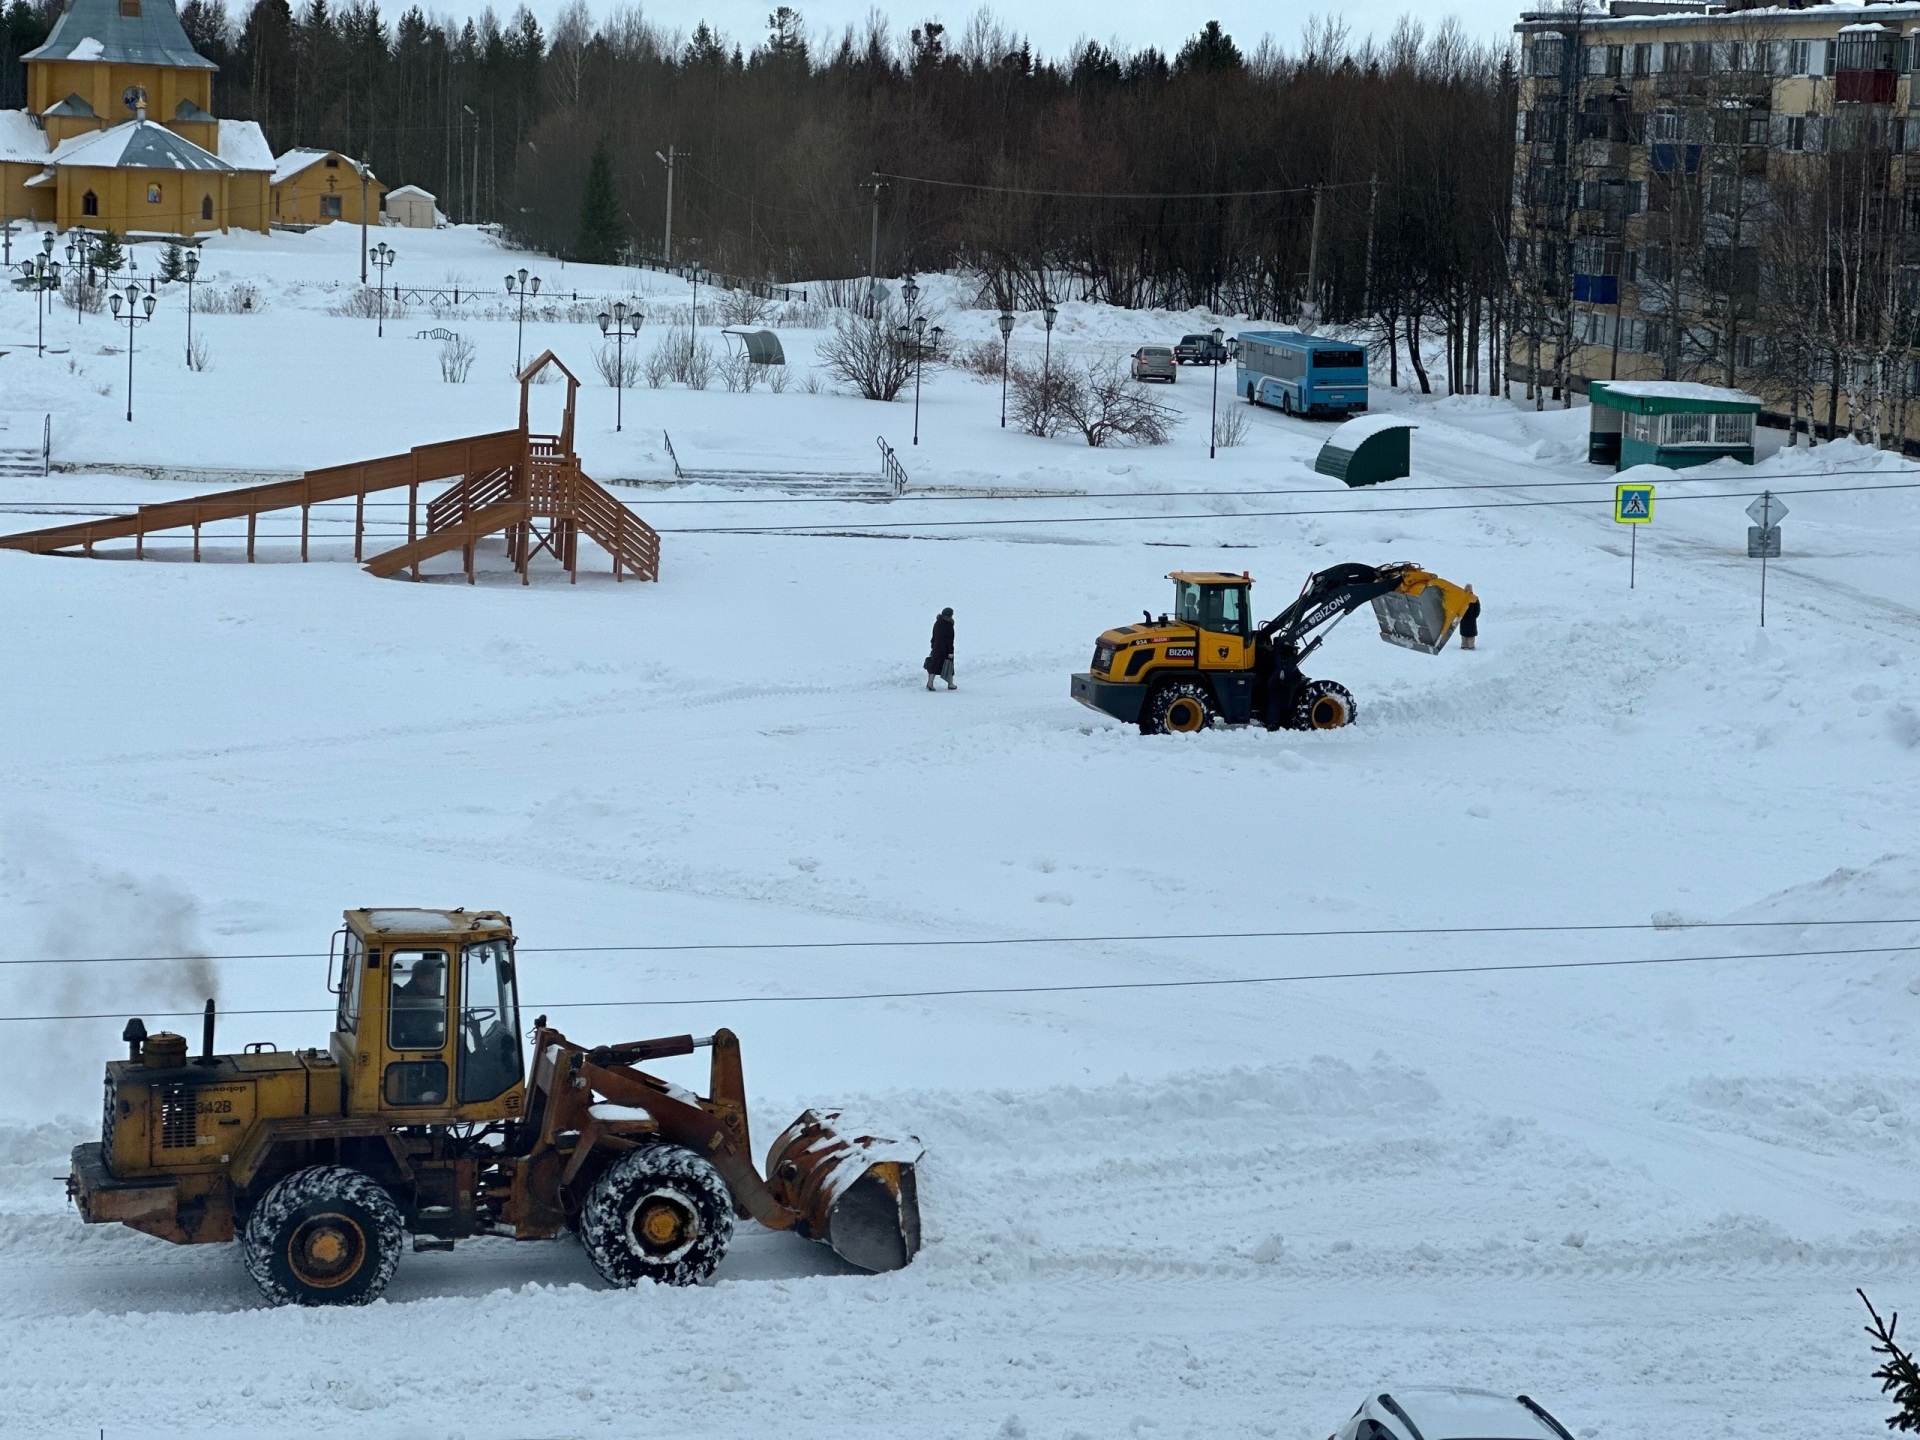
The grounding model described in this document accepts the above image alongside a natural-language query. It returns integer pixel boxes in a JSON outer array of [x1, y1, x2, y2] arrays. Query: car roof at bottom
[[1378, 1388, 1561, 1440]]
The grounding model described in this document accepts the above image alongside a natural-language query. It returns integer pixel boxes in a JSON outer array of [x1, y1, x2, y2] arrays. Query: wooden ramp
[[0, 353, 659, 585]]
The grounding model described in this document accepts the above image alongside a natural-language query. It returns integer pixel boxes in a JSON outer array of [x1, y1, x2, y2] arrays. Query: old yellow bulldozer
[[1071, 562, 1472, 734], [68, 907, 921, 1306]]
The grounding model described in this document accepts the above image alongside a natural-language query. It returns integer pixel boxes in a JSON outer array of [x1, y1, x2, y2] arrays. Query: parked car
[[1174, 332, 1230, 365], [1329, 1388, 1575, 1440], [1130, 346, 1178, 382]]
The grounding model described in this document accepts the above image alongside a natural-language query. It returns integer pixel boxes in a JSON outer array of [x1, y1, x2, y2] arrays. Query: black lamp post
[[894, 313, 942, 446], [997, 310, 1015, 428], [1041, 301, 1059, 429], [108, 282, 156, 422], [596, 301, 643, 432], [688, 263, 708, 370], [65, 230, 97, 325], [1208, 324, 1225, 460], [18, 232, 58, 357], [182, 249, 201, 365], [368, 241, 395, 338], [505, 267, 540, 371]]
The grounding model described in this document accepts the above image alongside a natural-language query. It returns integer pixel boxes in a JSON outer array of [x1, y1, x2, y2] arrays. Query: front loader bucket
[[766, 1109, 923, 1273], [1373, 582, 1460, 654]]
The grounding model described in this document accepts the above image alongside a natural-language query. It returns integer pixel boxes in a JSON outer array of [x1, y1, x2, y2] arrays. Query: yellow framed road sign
[[1615, 482, 1655, 523]]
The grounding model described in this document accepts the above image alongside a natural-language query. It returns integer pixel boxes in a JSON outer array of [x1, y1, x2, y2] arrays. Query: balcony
[[1837, 68, 1897, 105], [1577, 139, 1631, 171]]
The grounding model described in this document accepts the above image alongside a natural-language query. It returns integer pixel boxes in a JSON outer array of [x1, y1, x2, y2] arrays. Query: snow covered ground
[[1, 221, 1918, 1439]]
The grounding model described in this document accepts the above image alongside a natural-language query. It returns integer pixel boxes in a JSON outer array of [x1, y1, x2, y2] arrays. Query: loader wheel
[[1141, 679, 1217, 736], [241, 1165, 403, 1307], [1295, 680, 1358, 731], [580, 1145, 734, 1288]]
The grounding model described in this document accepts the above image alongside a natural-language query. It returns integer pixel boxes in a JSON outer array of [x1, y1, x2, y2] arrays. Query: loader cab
[[1169, 572, 1254, 671], [330, 908, 526, 1124]]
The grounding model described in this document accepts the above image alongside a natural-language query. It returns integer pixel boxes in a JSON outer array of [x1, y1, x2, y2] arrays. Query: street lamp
[[505, 267, 541, 371], [596, 301, 643, 432], [996, 310, 1015, 428], [18, 233, 59, 357], [901, 274, 920, 318], [108, 282, 157, 422], [65, 229, 98, 325], [367, 241, 396, 337], [182, 249, 201, 366], [688, 263, 708, 370], [894, 313, 942, 446], [1208, 325, 1225, 460], [1041, 300, 1059, 431]]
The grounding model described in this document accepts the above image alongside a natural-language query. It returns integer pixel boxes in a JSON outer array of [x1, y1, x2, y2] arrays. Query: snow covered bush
[[1007, 358, 1073, 437], [717, 347, 757, 392], [1212, 404, 1249, 449], [643, 334, 676, 388], [196, 280, 261, 315], [683, 336, 716, 389], [1051, 356, 1176, 447], [954, 339, 1005, 381], [328, 287, 401, 320], [817, 304, 918, 400], [187, 334, 213, 372], [61, 272, 104, 315], [592, 339, 638, 388], [717, 288, 772, 326], [439, 333, 476, 383], [766, 364, 790, 393]]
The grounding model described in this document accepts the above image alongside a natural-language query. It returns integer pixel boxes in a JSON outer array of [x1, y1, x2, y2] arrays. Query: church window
[[119, 0, 140, 15], [321, 194, 342, 218], [325, 155, 340, 168], [147, 183, 162, 204], [82, 190, 99, 216], [201, 194, 214, 221]]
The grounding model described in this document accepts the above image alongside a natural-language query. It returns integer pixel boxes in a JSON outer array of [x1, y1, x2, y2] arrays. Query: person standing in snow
[[924, 607, 956, 691], [1459, 587, 1480, 651]]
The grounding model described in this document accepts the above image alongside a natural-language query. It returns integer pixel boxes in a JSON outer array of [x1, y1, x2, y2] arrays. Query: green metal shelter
[[1314, 414, 1416, 487], [1587, 381, 1760, 471]]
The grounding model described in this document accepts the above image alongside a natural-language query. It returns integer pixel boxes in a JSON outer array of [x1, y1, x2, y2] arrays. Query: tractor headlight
[[1094, 645, 1115, 672]]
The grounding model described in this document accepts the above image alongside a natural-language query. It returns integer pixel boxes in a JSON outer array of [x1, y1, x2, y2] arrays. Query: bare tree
[[1052, 356, 1178, 447], [817, 305, 916, 401]]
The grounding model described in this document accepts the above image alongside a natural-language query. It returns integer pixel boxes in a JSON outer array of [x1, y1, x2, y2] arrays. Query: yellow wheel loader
[[67, 908, 922, 1306], [1070, 562, 1471, 734]]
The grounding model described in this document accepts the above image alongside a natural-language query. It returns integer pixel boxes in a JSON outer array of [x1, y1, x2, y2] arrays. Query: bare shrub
[[187, 334, 213, 372], [799, 368, 824, 394], [767, 364, 790, 393], [683, 336, 716, 389], [955, 338, 1005, 380], [327, 286, 404, 320], [771, 296, 829, 328], [817, 304, 916, 400], [1055, 355, 1177, 447], [62, 272, 105, 314], [1008, 357, 1075, 436], [197, 280, 262, 315], [717, 288, 772, 326], [439, 333, 476, 383], [717, 347, 758, 392], [592, 339, 639, 388], [642, 338, 675, 388], [1212, 403, 1250, 448]]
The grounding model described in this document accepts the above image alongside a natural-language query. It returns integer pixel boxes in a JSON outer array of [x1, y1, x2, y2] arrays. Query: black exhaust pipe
[[198, 998, 216, 1065], [122, 1017, 147, 1064]]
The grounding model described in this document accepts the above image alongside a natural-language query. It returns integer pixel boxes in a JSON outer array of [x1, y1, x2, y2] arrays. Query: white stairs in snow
[[633, 431, 906, 501], [0, 413, 47, 477]]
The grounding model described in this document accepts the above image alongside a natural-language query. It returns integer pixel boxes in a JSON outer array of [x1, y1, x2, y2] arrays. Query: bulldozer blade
[[766, 1109, 923, 1273], [1372, 585, 1456, 654]]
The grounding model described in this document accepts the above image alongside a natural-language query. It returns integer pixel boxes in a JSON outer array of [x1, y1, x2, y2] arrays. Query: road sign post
[[1745, 491, 1788, 627], [1614, 481, 1654, 589]]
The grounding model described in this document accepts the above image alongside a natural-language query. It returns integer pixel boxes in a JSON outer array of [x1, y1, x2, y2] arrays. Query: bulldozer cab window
[[1173, 581, 1249, 637], [389, 949, 449, 1051], [457, 939, 523, 1104]]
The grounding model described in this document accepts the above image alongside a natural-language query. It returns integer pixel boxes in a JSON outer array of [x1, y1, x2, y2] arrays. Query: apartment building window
[[1626, 180, 1644, 214], [1782, 114, 1807, 151], [1788, 40, 1810, 75], [1663, 41, 1688, 73], [1694, 40, 1712, 73], [1824, 39, 1836, 76], [1648, 110, 1679, 142], [1606, 44, 1623, 77], [1530, 37, 1565, 77], [1633, 43, 1651, 76], [1745, 114, 1769, 146]]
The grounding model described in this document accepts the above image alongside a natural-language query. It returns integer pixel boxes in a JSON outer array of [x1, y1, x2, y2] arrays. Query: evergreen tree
[[1174, 20, 1243, 75], [92, 229, 127, 278], [158, 240, 187, 282], [1863, 1291, 1920, 1432], [574, 139, 624, 265]]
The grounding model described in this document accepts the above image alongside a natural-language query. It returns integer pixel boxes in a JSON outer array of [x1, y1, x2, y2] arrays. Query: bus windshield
[[1312, 348, 1366, 370]]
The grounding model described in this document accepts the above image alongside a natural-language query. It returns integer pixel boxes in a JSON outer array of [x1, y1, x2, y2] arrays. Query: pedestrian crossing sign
[[1614, 483, 1655, 524]]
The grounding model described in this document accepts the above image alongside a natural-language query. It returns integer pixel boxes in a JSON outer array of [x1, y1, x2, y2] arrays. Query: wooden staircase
[[0, 352, 660, 586]]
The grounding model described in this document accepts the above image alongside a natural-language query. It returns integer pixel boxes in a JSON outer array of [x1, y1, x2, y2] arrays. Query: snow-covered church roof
[[45, 118, 234, 172], [23, 0, 215, 69]]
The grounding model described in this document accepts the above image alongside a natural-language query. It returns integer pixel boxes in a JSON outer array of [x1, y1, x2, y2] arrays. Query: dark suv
[[1174, 333, 1230, 365]]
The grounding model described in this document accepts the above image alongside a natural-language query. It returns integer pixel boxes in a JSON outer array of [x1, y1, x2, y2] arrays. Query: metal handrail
[[42, 413, 50, 477], [662, 430, 683, 480], [877, 436, 907, 498]]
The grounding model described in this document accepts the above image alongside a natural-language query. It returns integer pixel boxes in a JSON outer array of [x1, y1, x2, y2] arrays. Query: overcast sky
[[457, 1, 1523, 58]]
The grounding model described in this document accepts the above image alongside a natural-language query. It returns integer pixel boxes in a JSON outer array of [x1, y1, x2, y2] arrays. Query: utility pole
[[461, 105, 477, 222], [1304, 184, 1326, 325], [859, 174, 888, 317], [655, 147, 686, 265], [358, 163, 374, 283]]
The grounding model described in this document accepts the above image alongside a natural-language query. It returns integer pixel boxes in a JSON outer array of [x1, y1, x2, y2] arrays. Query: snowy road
[[2, 226, 1918, 1437]]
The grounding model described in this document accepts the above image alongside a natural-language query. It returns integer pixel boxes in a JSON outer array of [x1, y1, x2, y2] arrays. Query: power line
[[3, 915, 1912, 968], [875, 170, 1373, 202], [0, 940, 1910, 1024]]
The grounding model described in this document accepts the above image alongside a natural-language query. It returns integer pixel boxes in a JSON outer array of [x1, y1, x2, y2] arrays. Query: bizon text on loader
[[1070, 562, 1471, 734], [67, 907, 922, 1306]]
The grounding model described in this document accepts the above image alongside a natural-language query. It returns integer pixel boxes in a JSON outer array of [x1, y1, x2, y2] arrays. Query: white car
[[1330, 1387, 1575, 1440]]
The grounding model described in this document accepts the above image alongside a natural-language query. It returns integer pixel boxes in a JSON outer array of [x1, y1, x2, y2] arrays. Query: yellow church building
[[0, 0, 272, 235]]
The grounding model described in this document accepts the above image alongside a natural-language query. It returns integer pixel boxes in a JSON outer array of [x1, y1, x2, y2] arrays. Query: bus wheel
[[1280, 392, 1293, 416]]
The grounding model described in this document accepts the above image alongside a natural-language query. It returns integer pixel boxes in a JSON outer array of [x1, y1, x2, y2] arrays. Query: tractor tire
[[1141, 679, 1217, 736], [1294, 680, 1358, 731], [580, 1145, 734, 1288], [241, 1165, 404, 1307]]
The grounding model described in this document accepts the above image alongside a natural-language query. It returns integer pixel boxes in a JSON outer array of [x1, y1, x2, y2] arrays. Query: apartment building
[[1512, 0, 1920, 442]]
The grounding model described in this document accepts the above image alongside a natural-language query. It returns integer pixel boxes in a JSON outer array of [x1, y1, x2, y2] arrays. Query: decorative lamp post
[[996, 310, 1015, 428], [894, 314, 941, 446], [1041, 301, 1059, 431], [18, 234, 60, 358], [505, 267, 541, 371], [596, 301, 643, 432], [183, 249, 201, 365], [65, 230, 98, 325], [367, 241, 396, 338], [1208, 325, 1225, 460], [108, 282, 156, 422]]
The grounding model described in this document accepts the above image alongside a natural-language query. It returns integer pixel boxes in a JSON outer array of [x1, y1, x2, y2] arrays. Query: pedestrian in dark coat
[[1460, 587, 1480, 651], [925, 607, 956, 690]]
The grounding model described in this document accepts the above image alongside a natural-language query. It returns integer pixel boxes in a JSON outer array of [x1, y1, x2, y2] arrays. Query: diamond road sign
[[1746, 493, 1789, 528]]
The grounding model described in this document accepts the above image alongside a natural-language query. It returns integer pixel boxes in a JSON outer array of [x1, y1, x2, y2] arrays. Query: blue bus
[[1234, 331, 1369, 418]]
